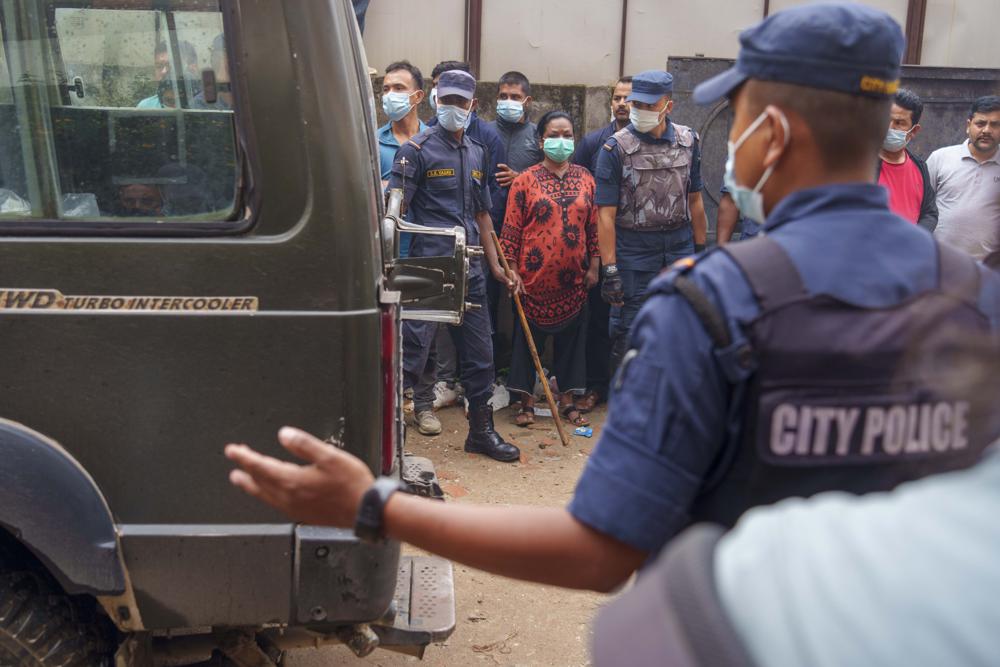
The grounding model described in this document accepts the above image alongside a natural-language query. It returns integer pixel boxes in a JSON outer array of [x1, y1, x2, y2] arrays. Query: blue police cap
[[627, 70, 674, 104], [437, 69, 477, 101], [693, 2, 905, 105]]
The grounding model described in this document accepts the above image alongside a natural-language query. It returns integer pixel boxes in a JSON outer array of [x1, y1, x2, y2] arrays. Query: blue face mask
[[723, 109, 789, 225], [496, 99, 524, 123], [437, 104, 471, 132], [382, 91, 414, 122], [882, 127, 910, 152]]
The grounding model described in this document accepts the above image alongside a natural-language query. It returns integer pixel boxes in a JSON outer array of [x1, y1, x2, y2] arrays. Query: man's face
[[153, 51, 170, 82], [967, 111, 1000, 154], [497, 83, 529, 105], [382, 69, 422, 102], [888, 103, 916, 132], [632, 96, 672, 116], [120, 184, 163, 217], [611, 81, 632, 121], [728, 86, 779, 193], [438, 94, 474, 111]]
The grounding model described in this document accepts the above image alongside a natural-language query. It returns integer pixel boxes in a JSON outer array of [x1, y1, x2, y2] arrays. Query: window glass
[[0, 0, 240, 225]]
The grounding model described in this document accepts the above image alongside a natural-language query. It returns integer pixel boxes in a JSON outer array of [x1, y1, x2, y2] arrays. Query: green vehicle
[[0, 0, 472, 664]]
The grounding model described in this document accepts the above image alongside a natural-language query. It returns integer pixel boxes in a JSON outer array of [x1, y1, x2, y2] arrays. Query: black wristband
[[694, 243, 706, 253], [354, 477, 406, 544]]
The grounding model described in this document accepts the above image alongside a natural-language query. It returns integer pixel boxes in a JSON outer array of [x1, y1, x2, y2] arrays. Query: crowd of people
[[228, 2, 1000, 665], [372, 38, 1000, 463]]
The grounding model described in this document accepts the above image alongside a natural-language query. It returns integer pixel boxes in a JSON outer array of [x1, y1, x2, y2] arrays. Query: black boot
[[464, 401, 520, 462]]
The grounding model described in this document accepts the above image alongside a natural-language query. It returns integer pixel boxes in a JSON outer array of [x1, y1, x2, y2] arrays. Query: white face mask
[[722, 109, 790, 225], [429, 87, 438, 110], [630, 106, 666, 133]]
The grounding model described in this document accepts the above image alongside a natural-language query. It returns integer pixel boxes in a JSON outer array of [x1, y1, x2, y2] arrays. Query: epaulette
[[407, 130, 432, 150], [602, 141, 615, 152]]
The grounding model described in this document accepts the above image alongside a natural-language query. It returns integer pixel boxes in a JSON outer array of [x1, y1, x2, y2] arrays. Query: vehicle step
[[373, 556, 455, 654], [402, 454, 444, 499]]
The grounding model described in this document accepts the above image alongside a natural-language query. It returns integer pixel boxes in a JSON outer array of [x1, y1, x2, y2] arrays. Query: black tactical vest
[[680, 236, 992, 527]]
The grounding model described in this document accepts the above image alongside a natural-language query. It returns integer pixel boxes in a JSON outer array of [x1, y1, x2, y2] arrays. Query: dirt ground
[[285, 401, 610, 667]]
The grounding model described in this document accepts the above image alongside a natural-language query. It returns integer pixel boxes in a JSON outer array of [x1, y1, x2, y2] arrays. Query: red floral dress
[[500, 163, 600, 328]]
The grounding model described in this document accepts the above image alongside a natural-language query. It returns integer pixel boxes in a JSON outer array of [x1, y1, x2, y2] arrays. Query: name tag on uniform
[[472, 169, 483, 180], [427, 168, 455, 178], [758, 393, 970, 464]]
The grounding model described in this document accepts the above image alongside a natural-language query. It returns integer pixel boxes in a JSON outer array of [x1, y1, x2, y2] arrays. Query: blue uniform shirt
[[594, 122, 704, 207], [572, 120, 621, 174], [568, 183, 1000, 554], [428, 111, 503, 216], [388, 123, 492, 272]]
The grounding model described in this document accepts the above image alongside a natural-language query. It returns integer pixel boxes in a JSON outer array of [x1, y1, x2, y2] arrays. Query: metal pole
[[618, 0, 629, 78], [904, 0, 928, 65], [465, 0, 483, 78]]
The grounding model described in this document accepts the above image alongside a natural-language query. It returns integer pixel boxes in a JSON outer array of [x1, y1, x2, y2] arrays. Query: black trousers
[[507, 306, 587, 398], [585, 284, 611, 399]]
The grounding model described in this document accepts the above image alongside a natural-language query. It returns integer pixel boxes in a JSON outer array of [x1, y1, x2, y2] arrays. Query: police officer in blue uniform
[[390, 70, 521, 462], [594, 70, 710, 372], [227, 3, 1000, 598]]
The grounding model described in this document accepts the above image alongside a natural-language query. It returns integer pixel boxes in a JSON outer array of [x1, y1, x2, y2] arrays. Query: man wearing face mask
[[593, 70, 709, 373], [875, 88, 937, 231], [377, 61, 427, 188], [222, 3, 1000, 603], [376, 61, 427, 258], [489, 70, 543, 234], [389, 70, 522, 462]]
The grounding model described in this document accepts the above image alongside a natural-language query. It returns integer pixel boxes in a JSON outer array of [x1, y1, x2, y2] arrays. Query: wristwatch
[[354, 477, 406, 543], [601, 263, 619, 278]]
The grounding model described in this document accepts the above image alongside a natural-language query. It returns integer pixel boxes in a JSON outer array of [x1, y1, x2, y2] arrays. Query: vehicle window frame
[[0, 0, 259, 237]]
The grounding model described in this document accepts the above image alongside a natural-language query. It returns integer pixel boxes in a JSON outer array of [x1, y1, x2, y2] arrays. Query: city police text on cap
[[436, 70, 477, 101], [627, 70, 674, 104], [692, 2, 905, 106]]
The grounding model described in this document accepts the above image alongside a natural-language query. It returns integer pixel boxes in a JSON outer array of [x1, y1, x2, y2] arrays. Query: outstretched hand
[[225, 427, 374, 527]]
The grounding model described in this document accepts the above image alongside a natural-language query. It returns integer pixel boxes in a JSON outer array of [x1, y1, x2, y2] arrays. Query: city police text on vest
[[769, 401, 969, 460]]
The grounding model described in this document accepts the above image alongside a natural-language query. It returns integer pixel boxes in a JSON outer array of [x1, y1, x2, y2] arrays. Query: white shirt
[[927, 141, 1000, 260], [715, 448, 1000, 667]]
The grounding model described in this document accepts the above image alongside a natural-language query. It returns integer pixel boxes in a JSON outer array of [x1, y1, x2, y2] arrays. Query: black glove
[[601, 265, 624, 305]]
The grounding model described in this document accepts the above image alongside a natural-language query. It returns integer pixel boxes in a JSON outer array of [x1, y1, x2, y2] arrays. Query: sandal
[[560, 404, 590, 427], [574, 390, 601, 413], [514, 406, 535, 427]]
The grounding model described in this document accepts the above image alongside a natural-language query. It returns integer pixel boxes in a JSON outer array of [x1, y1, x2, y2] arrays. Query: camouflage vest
[[614, 124, 696, 231]]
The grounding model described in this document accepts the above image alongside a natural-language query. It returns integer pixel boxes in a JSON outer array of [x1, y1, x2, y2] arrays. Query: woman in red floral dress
[[500, 111, 600, 427]]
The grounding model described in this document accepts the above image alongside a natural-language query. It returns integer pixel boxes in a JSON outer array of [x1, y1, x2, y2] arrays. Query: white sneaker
[[413, 410, 442, 436], [433, 381, 460, 409]]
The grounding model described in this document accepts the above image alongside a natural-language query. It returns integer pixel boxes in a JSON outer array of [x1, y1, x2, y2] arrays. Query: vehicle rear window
[[0, 0, 242, 227]]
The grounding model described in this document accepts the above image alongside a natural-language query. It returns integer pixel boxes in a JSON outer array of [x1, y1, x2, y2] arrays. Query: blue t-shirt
[[717, 446, 1000, 667], [378, 120, 427, 258], [377, 120, 427, 181], [568, 183, 1000, 554]]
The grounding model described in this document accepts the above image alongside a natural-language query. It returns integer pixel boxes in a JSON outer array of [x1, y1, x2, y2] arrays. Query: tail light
[[380, 305, 398, 474]]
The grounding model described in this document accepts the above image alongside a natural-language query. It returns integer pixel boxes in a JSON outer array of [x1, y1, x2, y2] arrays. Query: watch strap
[[354, 477, 406, 543]]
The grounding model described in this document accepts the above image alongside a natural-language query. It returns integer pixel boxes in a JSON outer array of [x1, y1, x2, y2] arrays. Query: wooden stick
[[491, 231, 570, 448]]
